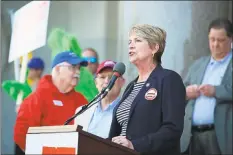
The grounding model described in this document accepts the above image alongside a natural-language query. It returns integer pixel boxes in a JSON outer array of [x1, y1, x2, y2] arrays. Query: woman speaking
[[109, 24, 186, 155]]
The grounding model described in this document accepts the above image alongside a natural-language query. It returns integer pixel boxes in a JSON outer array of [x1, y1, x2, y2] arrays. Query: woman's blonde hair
[[129, 24, 167, 64]]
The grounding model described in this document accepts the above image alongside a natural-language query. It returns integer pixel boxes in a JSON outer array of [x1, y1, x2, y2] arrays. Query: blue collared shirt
[[87, 97, 120, 138], [192, 51, 232, 125]]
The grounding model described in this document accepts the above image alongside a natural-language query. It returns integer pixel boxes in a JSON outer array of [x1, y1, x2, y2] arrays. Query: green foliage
[[2, 68, 32, 101], [47, 28, 98, 101]]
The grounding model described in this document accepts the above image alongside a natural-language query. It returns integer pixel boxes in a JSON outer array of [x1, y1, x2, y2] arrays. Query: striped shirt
[[116, 81, 145, 136]]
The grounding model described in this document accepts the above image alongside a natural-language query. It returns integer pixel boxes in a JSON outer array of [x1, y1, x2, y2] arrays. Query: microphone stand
[[64, 89, 108, 125]]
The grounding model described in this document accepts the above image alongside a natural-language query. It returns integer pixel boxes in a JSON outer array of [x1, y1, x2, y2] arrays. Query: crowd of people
[[13, 18, 232, 155]]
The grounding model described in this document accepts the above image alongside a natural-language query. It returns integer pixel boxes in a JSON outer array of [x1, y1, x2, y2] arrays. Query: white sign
[[8, 1, 50, 63], [26, 132, 79, 154]]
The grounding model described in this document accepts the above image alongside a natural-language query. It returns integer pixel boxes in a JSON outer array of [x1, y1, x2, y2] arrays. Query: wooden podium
[[25, 125, 139, 155]]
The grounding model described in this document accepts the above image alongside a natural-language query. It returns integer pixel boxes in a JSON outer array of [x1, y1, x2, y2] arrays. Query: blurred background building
[[1, 1, 232, 153]]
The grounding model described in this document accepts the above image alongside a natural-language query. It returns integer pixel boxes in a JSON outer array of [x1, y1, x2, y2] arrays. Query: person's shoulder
[[74, 91, 85, 98], [74, 91, 88, 103], [33, 86, 51, 100], [191, 56, 210, 67], [162, 68, 182, 80], [20, 91, 40, 106], [161, 69, 185, 89], [23, 91, 36, 100]]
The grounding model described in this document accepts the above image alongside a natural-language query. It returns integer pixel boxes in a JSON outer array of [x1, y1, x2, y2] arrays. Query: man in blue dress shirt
[[181, 18, 232, 155]]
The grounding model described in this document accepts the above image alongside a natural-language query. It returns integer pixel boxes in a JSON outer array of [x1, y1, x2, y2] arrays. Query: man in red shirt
[[14, 51, 88, 154]]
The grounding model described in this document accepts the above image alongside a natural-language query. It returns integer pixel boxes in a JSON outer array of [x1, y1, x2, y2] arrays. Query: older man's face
[[95, 68, 124, 96], [58, 62, 81, 88]]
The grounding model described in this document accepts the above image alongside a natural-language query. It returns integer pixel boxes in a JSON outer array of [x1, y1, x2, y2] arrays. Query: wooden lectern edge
[[76, 127, 139, 155], [27, 125, 80, 134]]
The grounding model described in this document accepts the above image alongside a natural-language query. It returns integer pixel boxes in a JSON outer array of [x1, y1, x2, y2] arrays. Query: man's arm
[[200, 62, 232, 102], [183, 67, 191, 88], [215, 84, 232, 102], [184, 63, 196, 101], [14, 93, 43, 151], [216, 61, 232, 102]]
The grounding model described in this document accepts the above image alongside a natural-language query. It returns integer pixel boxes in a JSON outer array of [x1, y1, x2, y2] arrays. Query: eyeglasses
[[96, 74, 113, 81], [83, 57, 97, 63], [58, 64, 80, 72]]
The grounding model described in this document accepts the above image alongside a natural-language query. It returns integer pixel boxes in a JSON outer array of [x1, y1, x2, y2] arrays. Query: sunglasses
[[83, 57, 97, 63]]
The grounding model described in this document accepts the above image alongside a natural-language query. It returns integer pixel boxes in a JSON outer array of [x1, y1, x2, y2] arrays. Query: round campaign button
[[145, 88, 157, 100]]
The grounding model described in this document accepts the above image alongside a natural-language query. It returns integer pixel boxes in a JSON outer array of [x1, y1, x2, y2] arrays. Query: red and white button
[[145, 88, 157, 100]]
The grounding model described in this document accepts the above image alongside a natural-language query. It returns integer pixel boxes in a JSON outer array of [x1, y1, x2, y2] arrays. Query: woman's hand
[[112, 136, 134, 150]]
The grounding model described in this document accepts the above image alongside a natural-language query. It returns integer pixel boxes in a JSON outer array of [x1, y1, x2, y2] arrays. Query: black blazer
[[109, 65, 186, 155]]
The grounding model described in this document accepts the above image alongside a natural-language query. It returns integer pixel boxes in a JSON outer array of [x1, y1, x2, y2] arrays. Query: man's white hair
[[51, 62, 68, 77]]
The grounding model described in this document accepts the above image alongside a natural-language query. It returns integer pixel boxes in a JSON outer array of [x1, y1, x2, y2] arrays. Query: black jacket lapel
[[128, 65, 163, 121]]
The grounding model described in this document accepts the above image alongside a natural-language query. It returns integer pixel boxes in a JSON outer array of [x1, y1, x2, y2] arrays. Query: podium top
[[28, 125, 79, 134], [27, 125, 139, 155]]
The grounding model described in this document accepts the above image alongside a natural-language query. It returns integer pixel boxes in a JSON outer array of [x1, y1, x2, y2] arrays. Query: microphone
[[101, 62, 126, 95], [64, 62, 126, 125]]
